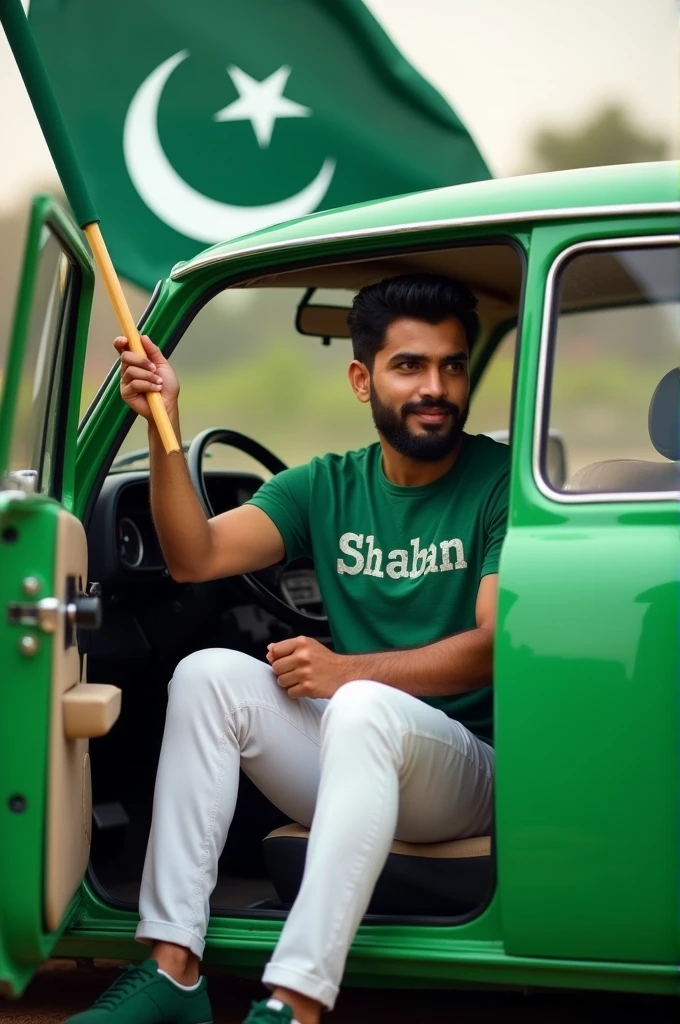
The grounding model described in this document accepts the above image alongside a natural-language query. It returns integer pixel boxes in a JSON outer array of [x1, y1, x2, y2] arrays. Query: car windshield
[[107, 287, 378, 474], [88, 244, 525, 476]]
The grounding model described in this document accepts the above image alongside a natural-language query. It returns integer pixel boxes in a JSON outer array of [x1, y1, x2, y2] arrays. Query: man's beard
[[369, 385, 469, 462]]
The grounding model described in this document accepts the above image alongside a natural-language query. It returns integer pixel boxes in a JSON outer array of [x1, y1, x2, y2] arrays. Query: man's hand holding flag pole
[[0, 0, 181, 455]]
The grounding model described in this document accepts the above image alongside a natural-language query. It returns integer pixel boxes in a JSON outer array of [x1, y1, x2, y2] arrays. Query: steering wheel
[[187, 427, 328, 632]]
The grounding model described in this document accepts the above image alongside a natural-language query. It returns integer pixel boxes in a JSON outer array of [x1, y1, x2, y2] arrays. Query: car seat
[[564, 368, 680, 493], [262, 824, 492, 916]]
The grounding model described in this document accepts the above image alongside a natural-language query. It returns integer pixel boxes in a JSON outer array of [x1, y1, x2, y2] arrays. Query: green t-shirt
[[247, 432, 509, 745]]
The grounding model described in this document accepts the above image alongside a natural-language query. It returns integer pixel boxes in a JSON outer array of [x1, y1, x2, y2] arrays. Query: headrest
[[649, 368, 680, 460]]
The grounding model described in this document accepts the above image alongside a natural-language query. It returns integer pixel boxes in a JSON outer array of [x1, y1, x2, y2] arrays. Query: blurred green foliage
[[104, 288, 677, 480], [527, 103, 669, 173]]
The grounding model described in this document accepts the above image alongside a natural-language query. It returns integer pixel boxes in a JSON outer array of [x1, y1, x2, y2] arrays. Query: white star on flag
[[214, 65, 312, 149]]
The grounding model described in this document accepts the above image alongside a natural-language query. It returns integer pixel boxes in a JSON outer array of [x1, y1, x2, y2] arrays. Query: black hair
[[347, 273, 479, 368]]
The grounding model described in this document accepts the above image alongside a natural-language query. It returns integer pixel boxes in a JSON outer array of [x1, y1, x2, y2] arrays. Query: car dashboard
[[86, 470, 325, 637], [87, 470, 266, 580]]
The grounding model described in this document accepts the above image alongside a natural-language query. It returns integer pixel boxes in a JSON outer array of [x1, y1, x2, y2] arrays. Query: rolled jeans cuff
[[135, 919, 206, 960], [262, 961, 339, 1010]]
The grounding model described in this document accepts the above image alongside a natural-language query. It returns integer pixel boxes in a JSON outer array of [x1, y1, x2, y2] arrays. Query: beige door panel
[[45, 509, 121, 932]]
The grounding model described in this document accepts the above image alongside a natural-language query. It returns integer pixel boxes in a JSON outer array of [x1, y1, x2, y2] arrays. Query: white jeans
[[136, 648, 494, 1009]]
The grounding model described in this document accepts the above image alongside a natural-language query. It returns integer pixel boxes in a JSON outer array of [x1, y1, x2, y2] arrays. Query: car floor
[[104, 875, 279, 911]]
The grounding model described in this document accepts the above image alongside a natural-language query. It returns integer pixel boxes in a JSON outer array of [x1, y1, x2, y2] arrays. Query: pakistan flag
[[26, 0, 490, 290]]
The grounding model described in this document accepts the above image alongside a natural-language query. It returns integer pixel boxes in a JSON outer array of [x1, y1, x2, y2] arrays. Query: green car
[[1, 160, 678, 1000]]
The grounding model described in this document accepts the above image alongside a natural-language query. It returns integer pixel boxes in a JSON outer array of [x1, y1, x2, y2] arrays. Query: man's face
[[361, 317, 471, 462]]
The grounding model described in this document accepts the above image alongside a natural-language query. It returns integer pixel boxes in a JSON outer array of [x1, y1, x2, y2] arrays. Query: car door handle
[[8, 593, 102, 633]]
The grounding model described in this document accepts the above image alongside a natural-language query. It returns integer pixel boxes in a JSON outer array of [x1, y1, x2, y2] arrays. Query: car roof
[[172, 161, 679, 282]]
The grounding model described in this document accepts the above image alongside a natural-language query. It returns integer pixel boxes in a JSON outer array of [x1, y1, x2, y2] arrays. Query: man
[[68, 274, 508, 1024]]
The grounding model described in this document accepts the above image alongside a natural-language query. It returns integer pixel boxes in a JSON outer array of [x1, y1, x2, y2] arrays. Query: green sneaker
[[65, 959, 213, 1023], [243, 999, 298, 1024]]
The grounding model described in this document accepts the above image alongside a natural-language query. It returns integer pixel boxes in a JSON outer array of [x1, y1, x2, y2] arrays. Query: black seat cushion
[[263, 826, 492, 917]]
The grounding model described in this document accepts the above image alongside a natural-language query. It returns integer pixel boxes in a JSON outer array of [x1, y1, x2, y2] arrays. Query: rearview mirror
[[296, 288, 351, 341]]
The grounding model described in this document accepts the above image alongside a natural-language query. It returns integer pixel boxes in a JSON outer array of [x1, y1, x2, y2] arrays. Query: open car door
[[0, 196, 120, 997]]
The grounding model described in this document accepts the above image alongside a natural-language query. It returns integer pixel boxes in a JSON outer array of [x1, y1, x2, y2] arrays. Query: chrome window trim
[[533, 234, 680, 505], [170, 201, 680, 280]]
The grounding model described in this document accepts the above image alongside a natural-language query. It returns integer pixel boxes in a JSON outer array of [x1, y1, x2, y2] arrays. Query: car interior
[[81, 237, 678, 925]]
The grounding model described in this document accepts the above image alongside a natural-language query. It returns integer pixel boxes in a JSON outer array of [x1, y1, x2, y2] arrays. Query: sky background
[[0, 0, 677, 212]]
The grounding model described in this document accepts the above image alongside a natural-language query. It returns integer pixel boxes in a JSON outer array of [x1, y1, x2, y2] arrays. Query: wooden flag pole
[[84, 223, 180, 454], [1, 0, 180, 454]]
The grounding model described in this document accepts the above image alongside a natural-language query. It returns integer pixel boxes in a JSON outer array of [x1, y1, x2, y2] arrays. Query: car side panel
[[495, 220, 680, 964]]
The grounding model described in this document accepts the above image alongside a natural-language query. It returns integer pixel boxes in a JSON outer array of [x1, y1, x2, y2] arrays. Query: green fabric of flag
[[27, 0, 490, 290]]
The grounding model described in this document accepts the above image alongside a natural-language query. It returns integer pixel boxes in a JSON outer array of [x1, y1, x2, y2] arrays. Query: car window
[[7, 231, 75, 497], [117, 287, 376, 471], [466, 327, 516, 436], [541, 243, 679, 496]]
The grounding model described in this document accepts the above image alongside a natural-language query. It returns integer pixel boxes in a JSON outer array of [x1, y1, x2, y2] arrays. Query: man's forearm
[[148, 407, 213, 581], [341, 627, 494, 697]]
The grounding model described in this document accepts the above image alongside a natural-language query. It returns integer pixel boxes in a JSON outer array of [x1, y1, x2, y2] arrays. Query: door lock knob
[[67, 595, 102, 630]]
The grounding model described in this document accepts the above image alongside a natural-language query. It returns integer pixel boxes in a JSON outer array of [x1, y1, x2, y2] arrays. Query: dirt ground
[[1, 959, 677, 1023]]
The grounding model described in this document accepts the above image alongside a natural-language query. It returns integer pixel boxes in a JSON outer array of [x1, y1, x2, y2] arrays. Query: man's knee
[[322, 679, 400, 740], [168, 647, 253, 711]]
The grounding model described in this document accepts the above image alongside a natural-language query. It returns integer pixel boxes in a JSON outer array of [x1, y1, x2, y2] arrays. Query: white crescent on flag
[[123, 50, 336, 243]]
